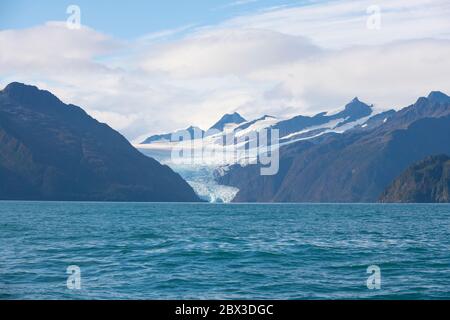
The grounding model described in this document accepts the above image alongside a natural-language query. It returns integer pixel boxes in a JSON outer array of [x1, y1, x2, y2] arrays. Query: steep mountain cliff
[[0, 82, 200, 202], [380, 155, 450, 203]]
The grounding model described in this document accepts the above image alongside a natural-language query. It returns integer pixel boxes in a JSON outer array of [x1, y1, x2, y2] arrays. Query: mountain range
[[138, 96, 390, 202], [2, 81, 449, 203], [217, 92, 450, 202], [0, 82, 200, 202], [140, 96, 388, 149], [142, 112, 247, 144], [140, 90, 450, 203]]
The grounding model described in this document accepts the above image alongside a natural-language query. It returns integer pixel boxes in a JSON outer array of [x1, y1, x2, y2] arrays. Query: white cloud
[[221, 0, 450, 48], [0, 22, 120, 71], [140, 28, 320, 77], [1, 0, 450, 142], [248, 39, 450, 113], [89, 110, 139, 131]]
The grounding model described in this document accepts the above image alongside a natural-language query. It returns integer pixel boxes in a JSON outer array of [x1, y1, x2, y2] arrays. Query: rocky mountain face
[[379, 155, 450, 203], [209, 112, 246, 131], [0, 82, 200, 202], [141, 126, 204, 144], [140, 113, 247, 145], [217, 92, 450, 202], [273, 97, 373, 138]]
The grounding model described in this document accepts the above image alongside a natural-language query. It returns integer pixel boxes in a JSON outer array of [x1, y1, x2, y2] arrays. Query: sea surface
[[1, 202, 449, 300]]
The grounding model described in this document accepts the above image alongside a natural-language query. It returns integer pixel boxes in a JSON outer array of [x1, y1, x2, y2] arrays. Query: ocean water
[[1, 202, 449, 300]]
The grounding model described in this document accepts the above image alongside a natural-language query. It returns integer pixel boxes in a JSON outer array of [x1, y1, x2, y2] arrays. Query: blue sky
[[0, 0, 306, 39], [1, 0, 450, 140]]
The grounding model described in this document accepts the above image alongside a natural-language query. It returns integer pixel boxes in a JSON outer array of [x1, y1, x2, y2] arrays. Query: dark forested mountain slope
[[380, 154, 450, 203], [0, 82, 200, 202]]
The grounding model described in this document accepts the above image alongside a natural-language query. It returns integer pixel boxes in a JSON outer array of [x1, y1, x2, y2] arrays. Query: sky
[[0, 0, 294, 38], [1, 0, 450, 142]]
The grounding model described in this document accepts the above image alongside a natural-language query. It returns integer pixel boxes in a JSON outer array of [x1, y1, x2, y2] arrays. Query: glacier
[[137, 148, 239, 203]]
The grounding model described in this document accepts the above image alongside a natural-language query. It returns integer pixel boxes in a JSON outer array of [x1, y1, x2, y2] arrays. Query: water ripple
[[1, 202, 450, 299]]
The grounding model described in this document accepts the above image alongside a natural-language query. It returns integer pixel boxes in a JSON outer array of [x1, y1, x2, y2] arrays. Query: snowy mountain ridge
[[136, 98, 395, 203]]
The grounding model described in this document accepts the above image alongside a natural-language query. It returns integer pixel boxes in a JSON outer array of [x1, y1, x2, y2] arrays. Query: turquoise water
[[1, 202, 450, 300]]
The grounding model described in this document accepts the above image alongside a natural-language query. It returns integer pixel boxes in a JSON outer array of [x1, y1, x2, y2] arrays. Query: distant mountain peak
[[187, 125, 202, 131], [427, 91, 450, 103], [345, 97, 370, 109], [5, 81, 26, 91], [4, 81, 31, 91], [255, 114, 276, 121], [2, 81, 63, 108], [342, 97, 372, 118], [3, 82, 46, 96], [141, 125, 205, 144], [209, 112, 246, 131]]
